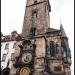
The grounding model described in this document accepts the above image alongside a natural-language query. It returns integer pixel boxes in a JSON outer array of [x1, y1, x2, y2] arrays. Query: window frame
[[32, 11, 37, 19], [2, 54, 7, 62], [50, 41, 55, 57], [5, 43, 9, 50], [11, 53, 15, 61], [13, 43, 16, 49]]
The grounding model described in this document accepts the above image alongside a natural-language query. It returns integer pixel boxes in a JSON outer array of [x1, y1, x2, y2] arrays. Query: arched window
[[61, 40, 67, 55], [50, 41, 55, 57], [32, 11, 37, 19], [32, 11, 37, 31], [30, 27, 36, 36]]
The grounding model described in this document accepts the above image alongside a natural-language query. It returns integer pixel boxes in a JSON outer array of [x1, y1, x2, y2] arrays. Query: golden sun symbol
[[20, 67, 30, 75]]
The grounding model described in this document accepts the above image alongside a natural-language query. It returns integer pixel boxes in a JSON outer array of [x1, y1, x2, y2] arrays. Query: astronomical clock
[[14, 39, 36, 75]]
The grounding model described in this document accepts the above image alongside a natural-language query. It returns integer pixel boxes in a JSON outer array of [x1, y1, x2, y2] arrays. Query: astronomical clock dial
[[21, 53, 32, 64], [20, 67, 30, 75]]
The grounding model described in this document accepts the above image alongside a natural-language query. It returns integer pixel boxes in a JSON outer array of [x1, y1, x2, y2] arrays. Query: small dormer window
[[5, 43, 9, 49]]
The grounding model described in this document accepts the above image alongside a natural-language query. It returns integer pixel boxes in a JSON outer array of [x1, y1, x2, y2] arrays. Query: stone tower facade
[[22, 0, 51, 37], [9, 0, 71, 75]]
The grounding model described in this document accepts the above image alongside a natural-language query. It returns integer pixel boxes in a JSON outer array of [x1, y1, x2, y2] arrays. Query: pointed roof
[[46, 28, 60, 33], [60, 24, 67, 38], [47, 28, 60, 33]]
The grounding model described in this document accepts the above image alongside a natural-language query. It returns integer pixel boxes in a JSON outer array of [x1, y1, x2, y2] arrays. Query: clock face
[[20, 67, 30, 75], [21, 53, 32, 64]]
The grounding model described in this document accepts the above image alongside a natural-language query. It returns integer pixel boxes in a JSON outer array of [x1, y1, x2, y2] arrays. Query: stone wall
[[22, 0, 50, 37]]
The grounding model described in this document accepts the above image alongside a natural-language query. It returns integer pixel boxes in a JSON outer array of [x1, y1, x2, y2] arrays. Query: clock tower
[[10, 0, 71, 75], [22, 0, 51, 37]]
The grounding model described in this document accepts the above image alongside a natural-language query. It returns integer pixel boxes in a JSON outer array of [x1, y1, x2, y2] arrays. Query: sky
[[1, 0, 74, 75]]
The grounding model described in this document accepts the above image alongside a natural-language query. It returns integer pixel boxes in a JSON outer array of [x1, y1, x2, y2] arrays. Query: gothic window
[[61, 41, 68, 57], [32, 11, 37, 35], [63, 52, 67, 57], [11, 53, 15, 61], [2, 54, 7, 61], [61, 41, 67, 52], [31, 11, 37, 35], [5, 43, 9, 49], [32, 11, 37, 19], [30, 27, 36, 36], [63, 46, 67, 53], [50, 41, 55, 57], [13, 43, 16, 48]]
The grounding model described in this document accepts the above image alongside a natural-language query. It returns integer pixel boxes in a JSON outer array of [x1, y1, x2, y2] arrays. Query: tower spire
[[60, 19, 67, 38]]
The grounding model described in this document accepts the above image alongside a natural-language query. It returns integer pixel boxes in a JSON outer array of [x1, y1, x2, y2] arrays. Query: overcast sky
[[1, 0, 74, 75]]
